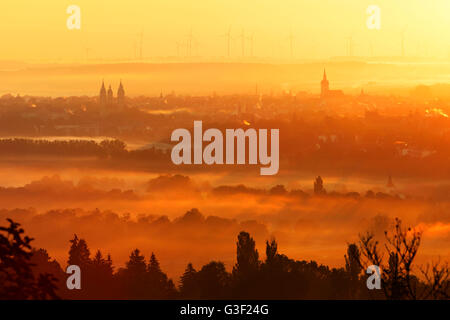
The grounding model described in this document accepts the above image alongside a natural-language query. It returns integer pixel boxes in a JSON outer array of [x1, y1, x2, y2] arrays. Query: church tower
[[99, 80, 107, 105], [107, 85, 114, 105], [387, 175, 395, 188], [117, 80, 125, 106], [321, 69, 329, 98]]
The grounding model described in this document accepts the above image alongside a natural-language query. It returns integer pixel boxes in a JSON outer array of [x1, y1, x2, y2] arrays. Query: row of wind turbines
[[167, 27, 416, 59], [82, 26, 423, 61], [173, 27, 259, 58]]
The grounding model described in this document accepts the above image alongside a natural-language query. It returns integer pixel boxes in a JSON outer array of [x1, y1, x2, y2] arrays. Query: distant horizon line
[[1, 55, 450, 67]]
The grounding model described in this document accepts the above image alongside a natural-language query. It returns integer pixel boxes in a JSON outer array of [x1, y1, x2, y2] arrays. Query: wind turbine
[[247, 32, 255, 58], [346, 36, 354, 57], [139, 29, 144, 60], [134, 29, 144, 61], [219, 26, 233, 58], [175, 41, 185, 58], [185, 27, 196, 57], [239, 28, 246, 57], [272, 40, 282, 60], [85, 47, 91, 62], [193, 39, 200, 57], [287, 28, 295, 59]]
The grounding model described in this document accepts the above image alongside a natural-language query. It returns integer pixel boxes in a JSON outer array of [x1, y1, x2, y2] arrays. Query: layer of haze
[[2, 61, 450, 96], [0, 171, 449, 280]]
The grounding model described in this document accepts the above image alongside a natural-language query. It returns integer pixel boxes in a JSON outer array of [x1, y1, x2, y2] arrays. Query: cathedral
[[99, 80, 125, 106], [320, 69, 343, 99]]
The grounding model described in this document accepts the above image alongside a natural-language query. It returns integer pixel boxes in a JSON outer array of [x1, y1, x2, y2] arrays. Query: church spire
[[387, 175, 395, 188], [321, 68, 329, 98], [117, 80, 125, 105], [107, 85, 113, 105], [99, 80, 107, 105]]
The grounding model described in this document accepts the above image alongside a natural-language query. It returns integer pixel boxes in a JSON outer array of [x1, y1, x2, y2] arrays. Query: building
[[117, 80, 125, 106], [320, 69, 344, 99], [99, 81, 107, 105], [320, 69, 329, 98], [98, 81, 126, 107], [107, 85, 113, 105]]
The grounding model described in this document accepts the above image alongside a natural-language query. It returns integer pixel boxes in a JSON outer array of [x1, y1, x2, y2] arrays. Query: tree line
[[0, 217, 448, 300], [0, 138, 168, 162]]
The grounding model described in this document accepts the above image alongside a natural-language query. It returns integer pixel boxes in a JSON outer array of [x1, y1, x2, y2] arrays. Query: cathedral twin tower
[[99, 80, 125, 106]]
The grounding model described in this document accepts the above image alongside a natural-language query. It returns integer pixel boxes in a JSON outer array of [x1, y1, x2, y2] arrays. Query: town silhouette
[[1, 1, 450, 301]]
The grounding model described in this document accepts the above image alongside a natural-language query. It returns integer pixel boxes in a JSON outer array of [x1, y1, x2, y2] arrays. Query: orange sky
[[1, 0, 449, 62]]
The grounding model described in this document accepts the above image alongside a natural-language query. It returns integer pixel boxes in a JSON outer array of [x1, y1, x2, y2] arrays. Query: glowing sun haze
[[1, 0, 449, 62]]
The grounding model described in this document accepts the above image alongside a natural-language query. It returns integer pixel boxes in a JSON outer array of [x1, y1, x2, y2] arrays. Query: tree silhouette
[[345, 244, 362, 280], [420, 260, 449, 299], [2, 218, 448, 300], [92, 250, 114, 276], [68, 234, 91, 268], [233, 231, 259, 277], [344, 243, 363, 298], [116, 249, 176, 299], [148, 253, 161, 274], [179, 263, 199, 298], [265, 239, 278, 264], [197, 261, 231, 299], [126, 249, 147, 274], [30, 248, 65, 291], [66, 234, 96, 298], [147, 252, 176, 299], [89, 249, 115, 299], [359, 218, 424, 299], [0, 219, 59, 299], [314, 176, 325, 195], [260, 239, 288, 298], [232, 231, 260, 298], [118, 248, 148, 299]]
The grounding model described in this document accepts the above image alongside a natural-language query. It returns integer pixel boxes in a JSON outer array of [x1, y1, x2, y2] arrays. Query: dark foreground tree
[[197, 261, 231, 299], [232, 231, 260, 298], [0, 219, 59, 299], [147, 252, 177, 298], [115, 249, 176, 299], [344, 243, 364, 298], [420, 260, 449, 299], [179, 263, 199, 298], [359, 217, 449, 299], [2, 216, 448, 300]]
